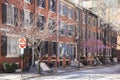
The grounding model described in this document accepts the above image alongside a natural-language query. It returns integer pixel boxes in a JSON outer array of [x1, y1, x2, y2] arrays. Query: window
[[7, 5, 14, 26], [68, 25, 74, 37], [58, 43, 68, 57], [7, 36, 20, 57], [76, 10, 79, 22], [59, 22, 66, 36], [59, 3, 63, 15], [82, 13, 85, 24], [2, 4, 19, 26], [98, 32, 100, 40], [76, 26, 79, 38], [37, 15, 46, 31], [82, 28, 85, 39], [58, 43, 63, 57], [49, 0, 56, 12], [68, 8, 74, 19], [63, 5, 67, 16], [24, 10, 30, 27], [48, 18, 56, 33], [24, 0, 33, 3], [88, 30, 91, 39], [37, 0, 46, 8]]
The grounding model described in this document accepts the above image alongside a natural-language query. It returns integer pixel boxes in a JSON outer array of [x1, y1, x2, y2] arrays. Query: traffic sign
[[19, 38, 26, 48]]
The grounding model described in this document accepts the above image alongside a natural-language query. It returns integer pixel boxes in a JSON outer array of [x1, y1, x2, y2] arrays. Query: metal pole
[[32, 47, 35, 67], [21, 54, 23, 78], [20, 48, 24, 79]]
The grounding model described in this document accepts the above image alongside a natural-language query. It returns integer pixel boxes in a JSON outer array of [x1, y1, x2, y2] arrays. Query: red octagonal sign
[[19, 38, 26, 48]]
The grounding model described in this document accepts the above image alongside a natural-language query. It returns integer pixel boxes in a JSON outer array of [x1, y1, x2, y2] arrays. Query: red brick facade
[[0, 0, 118, 71]]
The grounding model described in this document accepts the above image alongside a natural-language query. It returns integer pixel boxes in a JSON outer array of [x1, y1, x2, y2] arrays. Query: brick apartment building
[[0, 0, 118, 71]]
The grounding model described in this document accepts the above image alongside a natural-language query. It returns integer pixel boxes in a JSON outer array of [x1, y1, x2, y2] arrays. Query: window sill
[[68, 36, 72, 37], [39, 6, 45, 9], [60, 34, 65, 37], [6, 23, 15, 27], [60, 14, 65, 17], [6, 54, 19, 58], [49, 10, 56, 13], [25, 1, 31, 4], [39, 30, 44, 32]]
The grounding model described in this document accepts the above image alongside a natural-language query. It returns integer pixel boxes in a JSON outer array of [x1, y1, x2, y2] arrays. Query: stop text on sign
[[19, 38, 26, 48]]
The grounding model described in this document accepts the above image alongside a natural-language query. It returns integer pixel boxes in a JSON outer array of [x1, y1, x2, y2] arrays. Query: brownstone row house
[[0, 0, 118, 71]]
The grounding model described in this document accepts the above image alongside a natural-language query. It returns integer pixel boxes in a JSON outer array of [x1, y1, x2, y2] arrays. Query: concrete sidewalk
[[0, 64, 117, 80]]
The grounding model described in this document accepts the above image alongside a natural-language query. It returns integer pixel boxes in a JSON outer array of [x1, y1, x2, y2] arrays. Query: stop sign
[[19, 38, 26, 48]]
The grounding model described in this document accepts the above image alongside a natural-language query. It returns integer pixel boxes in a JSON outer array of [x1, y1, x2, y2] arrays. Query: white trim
[[6, 55, 19, 58], [24, 9, 31, 12], [38, 13, 45, 16], [5, 3, 8, 5], [11, 4, 15, 7], [6, 35, 20, 58], [6, 4, 15, 26], [6, 33, 20, 37], [24, 0, 31, 4]]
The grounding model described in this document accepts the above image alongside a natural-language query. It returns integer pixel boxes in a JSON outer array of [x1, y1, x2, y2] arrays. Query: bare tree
[[0, 0, 58, 73]]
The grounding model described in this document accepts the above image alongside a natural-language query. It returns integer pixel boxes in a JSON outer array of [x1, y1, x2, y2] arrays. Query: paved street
[[0, 64, 120, 80], [29, 64, 120, 80]]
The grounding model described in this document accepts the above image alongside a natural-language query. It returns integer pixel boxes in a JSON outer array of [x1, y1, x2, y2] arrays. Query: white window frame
[[37, 14, 46, 31], [82, 13, 85, 24], [60, 3, 64, 16], [48, 18, 56, 34], [68, 7, 72, 19], [49, 0, 56, 12], [6, 4, 15, 26], [6, 35, 20, 58], [24, 9, 30, 28], [76, 10, 79, 22], [59, 22, 66, 36]]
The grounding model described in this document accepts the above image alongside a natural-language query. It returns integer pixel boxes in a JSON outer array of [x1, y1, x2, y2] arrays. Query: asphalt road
[[29, 64, 120, 80]]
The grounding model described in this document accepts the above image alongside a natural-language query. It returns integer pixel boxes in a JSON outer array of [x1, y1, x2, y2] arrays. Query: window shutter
[[30, 12, 33, 25], [2, 4, 7, 23], [53, 42, 56, 54], [45, 41, 48, 53], [24, 46, 29, 54], [20, 10, 24, 26], [1, 36, 7, 56], [14, 7, 18, 26]]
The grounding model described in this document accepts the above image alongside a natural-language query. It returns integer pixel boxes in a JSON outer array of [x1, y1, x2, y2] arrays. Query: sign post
[[19, 38, 26, 78]]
